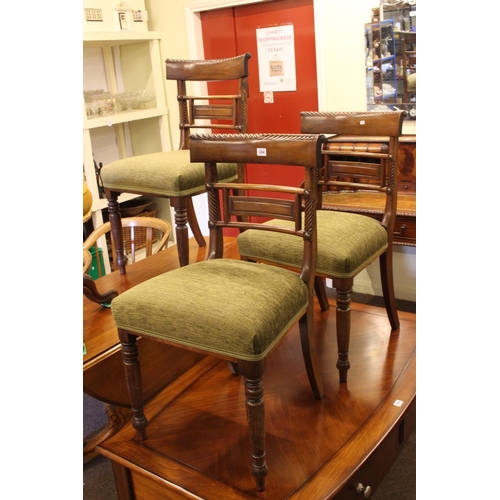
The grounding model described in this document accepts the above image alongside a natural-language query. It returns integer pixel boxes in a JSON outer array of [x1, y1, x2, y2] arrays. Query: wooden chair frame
[[302, 111, 406, 381], [105, 53, 251, 273], [116, 133, 326, 491]]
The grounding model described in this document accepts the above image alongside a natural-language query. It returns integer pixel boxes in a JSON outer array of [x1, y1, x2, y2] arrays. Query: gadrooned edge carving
[[190, 133, 322, 142], [301, 110, 398, 118], [166, 54, 248, 65]]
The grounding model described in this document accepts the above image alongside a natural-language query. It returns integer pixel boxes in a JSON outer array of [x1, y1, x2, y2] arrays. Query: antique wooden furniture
[[323, 134, 416, 246], [83, 216, 171, 277], [84, 238, 230, 462], [237, 111, 405, 383], [95, 258, 416, 499], [83, 216, 170, 459], [108, 133, 326, 491], [100, 53, 251, 272]]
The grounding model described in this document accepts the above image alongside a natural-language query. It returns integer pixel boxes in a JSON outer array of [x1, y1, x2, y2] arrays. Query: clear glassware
[[116, 92, 137, 111], [132, 90, 155, 109]]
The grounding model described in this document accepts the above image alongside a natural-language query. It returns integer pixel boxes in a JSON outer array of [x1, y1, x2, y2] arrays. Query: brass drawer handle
[[394, 224, 407, 236], [355, 482, 372, 498]]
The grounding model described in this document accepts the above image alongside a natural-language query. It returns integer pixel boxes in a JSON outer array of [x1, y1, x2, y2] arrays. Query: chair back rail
[[166, 54, 250, 81], [300, 111, 404, 137], [300, 111, 406, 231], [166, 54, 251, 150], [189, 133, 326, 281]]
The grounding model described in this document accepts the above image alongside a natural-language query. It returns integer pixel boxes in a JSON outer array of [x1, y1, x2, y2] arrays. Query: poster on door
[[256, 24, 296, 92]]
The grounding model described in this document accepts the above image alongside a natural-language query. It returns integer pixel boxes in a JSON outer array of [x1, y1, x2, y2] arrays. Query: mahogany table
[[83, 237, 236, 459], [92, 238, 416, 499]]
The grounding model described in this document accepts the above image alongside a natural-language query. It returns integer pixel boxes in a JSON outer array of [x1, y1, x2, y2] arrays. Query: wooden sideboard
[[322, 135, 416, 246]]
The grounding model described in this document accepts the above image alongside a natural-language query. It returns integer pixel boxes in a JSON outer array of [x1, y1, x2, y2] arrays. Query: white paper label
[[257, 148, 267, 156]]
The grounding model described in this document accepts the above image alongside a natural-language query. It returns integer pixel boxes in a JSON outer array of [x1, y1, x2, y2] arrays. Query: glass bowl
[[116, 92, 137, 111], [132, 90, 155, 109]]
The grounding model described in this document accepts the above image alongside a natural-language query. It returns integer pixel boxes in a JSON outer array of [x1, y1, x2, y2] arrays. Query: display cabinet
[[366, 5, 416, 120], [365, 18, 397, 107], [83, 31, 172, 272], [396, 30, 416, 117]]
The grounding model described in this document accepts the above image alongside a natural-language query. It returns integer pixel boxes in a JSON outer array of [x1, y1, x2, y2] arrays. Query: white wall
[[144, 0, 416, 301]]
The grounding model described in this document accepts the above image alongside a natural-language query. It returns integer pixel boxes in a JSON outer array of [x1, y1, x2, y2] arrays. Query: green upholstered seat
[[111, 258, 308, 361], [237, 210, 388, 279], [100, 150, 238, 198]]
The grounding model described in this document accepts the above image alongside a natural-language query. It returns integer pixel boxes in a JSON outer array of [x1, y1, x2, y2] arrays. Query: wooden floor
[[96, 239, 416, 499]]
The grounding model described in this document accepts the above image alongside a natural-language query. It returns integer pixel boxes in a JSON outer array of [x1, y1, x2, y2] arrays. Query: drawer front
[[356, 212, 416, 246], [397, 137, 416, 194], [333, 397, 416, 500], [398, 180, 416, 193], [393, 215, 416, 246]]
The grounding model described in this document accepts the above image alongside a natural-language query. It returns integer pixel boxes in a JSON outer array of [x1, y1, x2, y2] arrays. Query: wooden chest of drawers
[[322, 135, 416, 247]]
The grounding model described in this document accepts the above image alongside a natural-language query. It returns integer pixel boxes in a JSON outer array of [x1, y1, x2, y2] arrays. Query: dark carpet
[[83, 293, 416, 499]]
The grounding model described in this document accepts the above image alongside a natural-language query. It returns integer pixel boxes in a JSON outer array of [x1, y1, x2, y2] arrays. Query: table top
[[322, 191, 416, 215], [83, 237, 239, 368]]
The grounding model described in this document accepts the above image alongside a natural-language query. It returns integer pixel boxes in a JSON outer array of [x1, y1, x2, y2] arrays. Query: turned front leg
[[118, 329, 148, 441], [170, 197, 190, 267], [333, 278, 353, 383], [239, 360, 268, 492]]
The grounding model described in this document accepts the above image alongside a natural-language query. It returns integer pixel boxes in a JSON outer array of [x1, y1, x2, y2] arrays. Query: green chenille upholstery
[[111, 259, 308, 361], [100, 150, 239, 197], [237, 211, 388, 279]]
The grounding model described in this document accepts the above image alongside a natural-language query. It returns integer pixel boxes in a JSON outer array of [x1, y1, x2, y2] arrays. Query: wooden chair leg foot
[[334, 279, 352, 384], [253, 468, 266, 492], [240, 360, 268, 491], [337, 356, 350, 383], [119, 329, 148, 441]]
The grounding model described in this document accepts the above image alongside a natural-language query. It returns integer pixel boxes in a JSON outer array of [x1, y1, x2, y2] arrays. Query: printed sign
[[256, 24, 296, 92]]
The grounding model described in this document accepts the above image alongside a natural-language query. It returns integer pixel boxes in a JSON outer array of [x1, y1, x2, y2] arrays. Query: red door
[[201, 0, 318, 189], [202, 0, 317, 134]]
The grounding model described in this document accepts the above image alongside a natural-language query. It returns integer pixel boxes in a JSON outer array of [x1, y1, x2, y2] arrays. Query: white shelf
[[84, 107, 169, 130], [83, 30, 173, 272], [83, 31, 163, 47]]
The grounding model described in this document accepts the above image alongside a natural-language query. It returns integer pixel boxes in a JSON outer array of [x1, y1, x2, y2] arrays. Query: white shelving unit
[[83, 31, 172, 272]]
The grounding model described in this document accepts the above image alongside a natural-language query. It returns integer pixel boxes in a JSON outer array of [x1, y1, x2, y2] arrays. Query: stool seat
[[111, 259, 308, 361], [101, 150, 238, 198]]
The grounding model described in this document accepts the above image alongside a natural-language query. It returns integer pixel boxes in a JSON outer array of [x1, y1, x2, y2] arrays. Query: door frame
[[184, 0, 326, 109]]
